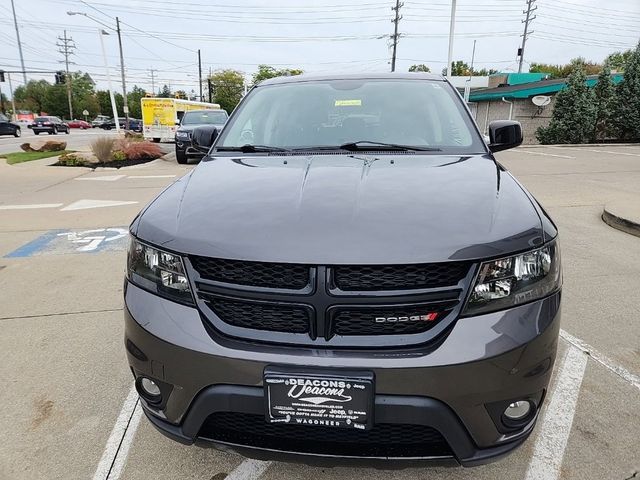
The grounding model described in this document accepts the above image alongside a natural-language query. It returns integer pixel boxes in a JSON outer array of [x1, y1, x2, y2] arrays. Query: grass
[[2, 150, 73, 165]]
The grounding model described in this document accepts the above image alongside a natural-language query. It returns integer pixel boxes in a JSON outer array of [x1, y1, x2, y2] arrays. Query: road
[[0, 145, 638, 480], [0, 128, 119, 155]]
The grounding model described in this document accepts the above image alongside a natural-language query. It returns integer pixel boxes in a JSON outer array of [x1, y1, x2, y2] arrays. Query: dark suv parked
[[0, 114, 21, 137], [174, 109, 228, 164], [125, 74, 561, 467], [31, 116, 70, 135]]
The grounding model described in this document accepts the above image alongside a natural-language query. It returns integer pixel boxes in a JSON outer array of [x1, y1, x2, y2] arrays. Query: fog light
[[140, 377, 161, 398], [504, 400, 531, 420]]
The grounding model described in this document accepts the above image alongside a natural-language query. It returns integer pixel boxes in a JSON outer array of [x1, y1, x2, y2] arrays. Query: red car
[[67, 119, 91, 129]]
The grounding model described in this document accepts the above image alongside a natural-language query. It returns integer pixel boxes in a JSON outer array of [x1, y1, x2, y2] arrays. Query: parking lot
[[0, 143, 638, 480]]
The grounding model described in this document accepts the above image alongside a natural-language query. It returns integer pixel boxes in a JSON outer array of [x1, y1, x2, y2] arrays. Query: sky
[[1, 0, 639, 96]]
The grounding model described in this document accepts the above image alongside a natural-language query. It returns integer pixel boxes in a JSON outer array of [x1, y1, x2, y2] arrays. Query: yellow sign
[[334, 99, 362, 107], [141, 98, 176, 127]]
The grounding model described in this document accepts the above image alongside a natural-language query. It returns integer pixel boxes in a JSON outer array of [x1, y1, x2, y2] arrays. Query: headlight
[[127, 237, 194, 305], [175, 131, 190, 140], [462, 241, 561, 316]]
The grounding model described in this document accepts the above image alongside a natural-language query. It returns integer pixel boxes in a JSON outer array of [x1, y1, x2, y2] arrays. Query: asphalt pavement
[[0, 141, 638, 480]]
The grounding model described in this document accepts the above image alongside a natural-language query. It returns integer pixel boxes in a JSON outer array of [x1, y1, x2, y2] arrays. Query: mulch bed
[[52, 157, 158, 168]]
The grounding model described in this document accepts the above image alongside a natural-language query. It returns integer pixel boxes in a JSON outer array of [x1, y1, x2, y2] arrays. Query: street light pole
[[98, 29, 120, 134], [116, 17, 129, 127], [446, 0, 457, 78]]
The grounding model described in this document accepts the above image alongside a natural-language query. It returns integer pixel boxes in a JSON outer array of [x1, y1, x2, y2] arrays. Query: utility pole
[[149, 69, 156, 94], [446, 0, 457, 77], [57, 30, 76, 120], [10, 0, 27, 85], [198, 49, 203, 101], [116, 17, 129, 126], [390, 0, 403, 72], [518, 0, 537, 73]]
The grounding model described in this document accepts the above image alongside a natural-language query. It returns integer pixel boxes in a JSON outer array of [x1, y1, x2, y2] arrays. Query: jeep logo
[[375, 313, 438, 323]]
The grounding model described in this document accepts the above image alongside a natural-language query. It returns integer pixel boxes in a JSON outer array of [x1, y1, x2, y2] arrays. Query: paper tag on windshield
[[335, 99, 362, 107]]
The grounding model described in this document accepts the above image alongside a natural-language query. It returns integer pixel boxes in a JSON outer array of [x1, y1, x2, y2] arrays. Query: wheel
[[34, 131, 40, 135], [152, 138, 160, 143], [65, 127, 70, 134], [52, 127, 58, 135], [176, 149, 188, 164], [14, 128, 21, 138]]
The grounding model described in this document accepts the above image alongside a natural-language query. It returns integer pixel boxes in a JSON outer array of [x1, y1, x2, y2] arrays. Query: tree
[[96, 90, 124, 117], [613, 42, 640, 140], [174, 90, 187, 100], [127, 85, 146, 119], [43, 84, 69, 118], [536, 66, 597, 144], [252, 65, 303, 85], [443, 61, 472, 76], [158, 85, 172, 98], [530, 58, 600, 79], [209, 69, 245, 113], [13, 79, 51, 114], [606, 49, 634, 72], [0, 92, 8, 113], [409, 64, 430, 73], [592, 64, 616, 141]]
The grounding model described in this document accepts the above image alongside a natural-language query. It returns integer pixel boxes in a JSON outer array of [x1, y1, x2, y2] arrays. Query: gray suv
[[125, 74, 561, 467]]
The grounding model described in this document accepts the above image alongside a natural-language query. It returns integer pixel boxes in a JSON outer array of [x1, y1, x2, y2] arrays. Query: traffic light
[[55, 71, 66, 85], [0, 70, 5, 82]]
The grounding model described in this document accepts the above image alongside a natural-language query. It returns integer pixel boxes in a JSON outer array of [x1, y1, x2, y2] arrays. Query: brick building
[[468, 73, 623, 144]]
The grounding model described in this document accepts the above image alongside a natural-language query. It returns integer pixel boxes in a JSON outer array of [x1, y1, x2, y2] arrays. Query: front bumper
[[124, 282, 561, 466]]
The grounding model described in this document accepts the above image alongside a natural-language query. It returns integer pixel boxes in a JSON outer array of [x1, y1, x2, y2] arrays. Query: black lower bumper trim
[[142, 384, 535, 467]]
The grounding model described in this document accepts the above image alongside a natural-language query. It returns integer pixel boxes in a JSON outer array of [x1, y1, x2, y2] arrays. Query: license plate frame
[[264, 367, 374, 431]]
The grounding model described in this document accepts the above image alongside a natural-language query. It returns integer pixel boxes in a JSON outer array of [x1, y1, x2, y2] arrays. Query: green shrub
[[112, 150, 127, 161]]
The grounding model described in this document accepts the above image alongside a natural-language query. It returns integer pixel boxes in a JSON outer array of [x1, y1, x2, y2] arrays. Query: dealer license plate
[[264, 368, 374, 431]]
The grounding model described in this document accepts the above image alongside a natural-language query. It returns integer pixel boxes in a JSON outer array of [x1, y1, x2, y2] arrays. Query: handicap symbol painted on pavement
[[4, 227, 130, 258]]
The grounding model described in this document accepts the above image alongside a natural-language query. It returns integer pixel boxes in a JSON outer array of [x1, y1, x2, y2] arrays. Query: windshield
[[216, 79, 484, 153], [181, 110, 227, 125]]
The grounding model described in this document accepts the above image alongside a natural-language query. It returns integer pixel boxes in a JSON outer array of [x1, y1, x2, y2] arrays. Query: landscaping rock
[[20, 140, 67, 152]]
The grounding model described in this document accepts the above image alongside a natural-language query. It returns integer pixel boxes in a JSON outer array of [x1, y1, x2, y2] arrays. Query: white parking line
[[226, 459, 272, 480], [524, 346, 588, 480], [126, 175, 176, 179], [75, 175, 126, 182], [560, 329, 640, 392], [517, 149, 575, 159], [93, 385, 140, 480], [0, 203, 63, 210], [550, 146, 640, 157]]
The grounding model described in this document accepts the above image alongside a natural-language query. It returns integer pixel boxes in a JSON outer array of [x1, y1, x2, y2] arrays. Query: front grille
[[333, 263, 470, 291], [190, 256, 310, 289], [332, 302, 457, 336], [205, 296, 310, 334], [199, 412, 453, 458]]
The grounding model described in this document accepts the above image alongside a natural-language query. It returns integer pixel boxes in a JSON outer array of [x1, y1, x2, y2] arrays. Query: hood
[[134, 154, 544, 264], [177, 123, 224, 134]]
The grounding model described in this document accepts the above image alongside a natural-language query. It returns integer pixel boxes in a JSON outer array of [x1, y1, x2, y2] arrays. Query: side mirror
[[191, 125, 219, 153], [175, 120, 181, 126], [488, 120, 523, 153]]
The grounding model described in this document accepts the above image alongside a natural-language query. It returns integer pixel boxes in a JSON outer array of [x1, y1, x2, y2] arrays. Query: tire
[[152, 138, 161, 143], [34, 131, 40, 135], [14, 128, 21, 138], [176, 149, 188, 164], [52, 127, 58, 135], [65, 127, 70, 134]]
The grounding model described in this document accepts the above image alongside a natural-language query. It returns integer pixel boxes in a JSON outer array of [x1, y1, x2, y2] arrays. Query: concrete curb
[[602, 204, 640, 238]]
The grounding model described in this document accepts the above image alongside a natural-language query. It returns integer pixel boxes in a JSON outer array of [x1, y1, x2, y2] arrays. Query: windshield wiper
[[216, 144, 292, 153], [338, 141, 441, 152]]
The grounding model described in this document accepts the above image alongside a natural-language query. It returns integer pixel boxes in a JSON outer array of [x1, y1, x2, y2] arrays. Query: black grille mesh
[[333, 263, 470, 291], [332, 302, 457, 336], [206, 297, 310, 333], [199, 412, 452, 458], [190, 256, 310, 289]]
